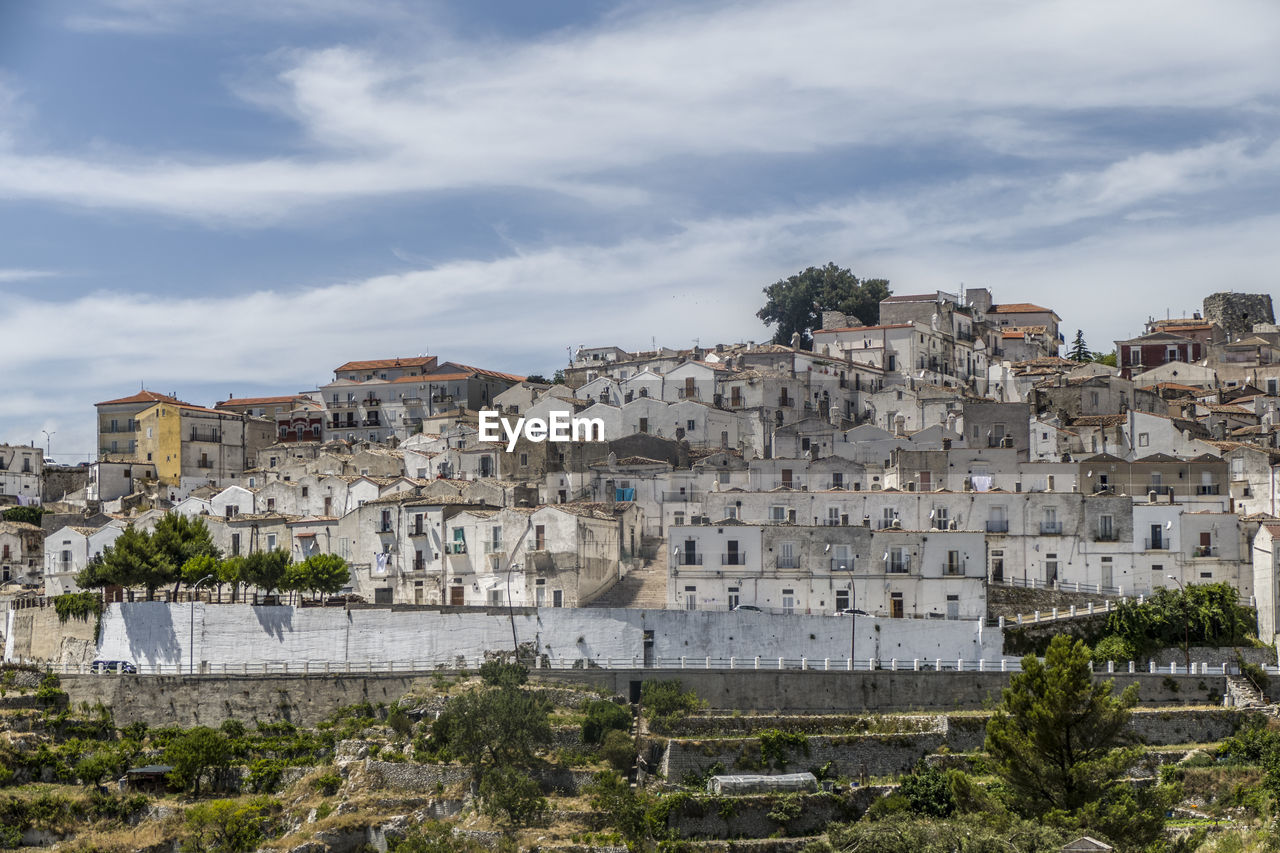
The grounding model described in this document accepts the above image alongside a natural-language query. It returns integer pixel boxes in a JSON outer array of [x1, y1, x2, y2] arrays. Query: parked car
[[732, 604, 763, 612], [89, 660, 137, 674], [836, 609, 869, 616]]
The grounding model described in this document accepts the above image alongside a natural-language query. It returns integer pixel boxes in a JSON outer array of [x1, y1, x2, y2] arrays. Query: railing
[[663, 491, 701, 501], [942, 564, 964, 576], [886, 561, 908, 574], [776, 555, 801, 569], [827, 481, 846, 490], [362, 418, 382, 427], [1145, 484, 1173, 496], [1191, 546, 1219, 558], [189, 431, 221, 443], [331, 400, 357, 409], [829, 559, 853, 571], [196, 460, 214, 469], [1088, 483, 1115, 494], [676, 553, 703, 566], [1196, 485, 1221, 495], [1144, 538, 1168, 550], [877, 520, 899, 530], [1039, 521, 1063, 535], [985, 520, 1009, 533], [773, 480, 799, 490], [364, 398, 381, 407], [721, 553, 747, 566], [1094, 530, 1119, 541]]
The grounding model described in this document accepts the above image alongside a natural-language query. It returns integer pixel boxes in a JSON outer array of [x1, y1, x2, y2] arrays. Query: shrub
[[897, 764, 956, 818], [245, 759, 285, 794], [478, 660, 528, 688], [600, 729, 635, 772], [478, 766, 546, 827], [1091, 635, 1135, 666], [387, 708, 413, 738], [582, 699, 631, 744], [312, 772, 342, 797]]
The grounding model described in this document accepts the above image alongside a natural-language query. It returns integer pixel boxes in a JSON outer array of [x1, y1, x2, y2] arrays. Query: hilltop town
[[5, 287, 1280, 650]]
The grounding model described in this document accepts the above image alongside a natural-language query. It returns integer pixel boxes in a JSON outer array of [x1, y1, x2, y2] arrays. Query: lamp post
[[189, 574, 215, 676], [1167, 575, 1191, 671], [41, 430, 55, 461], [849, 580, 857, 668]]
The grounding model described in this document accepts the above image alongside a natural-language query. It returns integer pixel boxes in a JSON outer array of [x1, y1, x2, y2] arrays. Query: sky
[[1, 0, 1278, 462]]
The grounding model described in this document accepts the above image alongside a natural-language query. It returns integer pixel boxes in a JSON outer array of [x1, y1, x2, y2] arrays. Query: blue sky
[[2, 0, 1279, 461]]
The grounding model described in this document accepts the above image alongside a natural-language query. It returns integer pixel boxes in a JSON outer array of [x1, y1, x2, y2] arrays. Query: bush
[[897, 764, 956, 818], [600, 729, 635, 772], [245, 759, 285, 794], [582, 699, 632, 744], [478, 660, 528, 688], [387, 708, 413, 738], [641, 680, 705, 730], [312, 772, 342, 797], [1091, 635, 1135, 666]]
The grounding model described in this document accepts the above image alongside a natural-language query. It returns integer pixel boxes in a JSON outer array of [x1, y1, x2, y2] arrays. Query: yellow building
[[127, 401, 275, 487]]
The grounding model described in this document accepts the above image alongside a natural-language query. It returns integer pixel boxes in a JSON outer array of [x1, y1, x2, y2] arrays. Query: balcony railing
[[877, 519, 900, 530], [676, 553, 703, 566], [1192, 545, 1219, 558], [830, 558, 853, 571], [776, 555, 800, 569], [663, 491, 701, 501], [1196, 484, 1221, 495], [986, 520, 1009, 533], [886, 561, 908, 574], [1094, 530, 1119, 542], [721, 553, 747, 566], [1145, 484, 1173, 496], [362, 418, 382, 427], [189, 431, 221, 443], [1039, 521, 1063, 535], [773, 480, 798, 490], [1144, 538, 1169, 550], [943, 563, 964, 576], [196, 460, 214, 469], [332, 400, 357, 409]]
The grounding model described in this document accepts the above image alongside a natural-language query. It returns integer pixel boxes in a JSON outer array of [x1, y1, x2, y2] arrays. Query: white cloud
[[0, 268, 56, 283], [3, 0, 1276, 221]]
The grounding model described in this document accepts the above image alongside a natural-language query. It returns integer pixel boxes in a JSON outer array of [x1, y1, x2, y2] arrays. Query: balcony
[[400, 395, 422, 404], [363, 398, 381, 407], [362, 418, 382, 427], [1192, 545, 1219, 558], [663, 490, 701, 501], [1196, 484, 1221, 496], [447, 542, 467, 555], [878, 519, 900, 530], [410, 525, 427, 537], [1145, 484, 1173, 496], [721, 553, 747, 566], [332, 400, 357, 409], [1039, 521, 1063, 535], [677, 389, 701, 399], [676, 553, 703, 566], [956, 329, 975, 343], [827, 480, 846, 491], [196, 460, 214, 469], [1094, 530, 1119, 542], [942, 563, 964, 576], [986, 520, 1009, 534], [1144, 538, 1169, 551], [886, 560, 908, 574], [189, 431, 221, 443], [776, 555, 801, 569], [1089, 483, 1115, 494]]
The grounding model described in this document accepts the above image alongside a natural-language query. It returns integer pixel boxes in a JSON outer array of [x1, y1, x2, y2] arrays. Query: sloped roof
[[334, 355, 437, 372], [96, 390, 188, 407]]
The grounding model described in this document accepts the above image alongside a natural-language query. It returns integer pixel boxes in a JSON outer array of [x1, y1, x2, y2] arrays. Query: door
[[890, 594, 904, 618], [642, 631, 655, 668], [449, 586, 465, 606], [374, 588, 392, 605], [414, 584, 423, 605], [683, 539, 697, 566], [1150, 524, 1163, 549], [990, 550, 1004, 582], [946, 595, 959, 620]]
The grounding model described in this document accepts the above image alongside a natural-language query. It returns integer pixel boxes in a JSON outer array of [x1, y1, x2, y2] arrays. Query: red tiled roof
[[334, 355, 437, 373], [991, 303, 1055, 314], [96, 390, 188, 407], [216, 395, 310, 408]]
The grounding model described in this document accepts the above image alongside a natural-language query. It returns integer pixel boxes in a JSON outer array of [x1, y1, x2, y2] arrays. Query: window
[[231, 534, 241, 556], [1128, 348, 1140, 366], [1090, 391, 1099, 407], [520, 453, 528, 467], [835, 589, 849, 612], [1045, 553, 1059, 584], [728, 586, 740, 610], [832, 545, 852, 571], [639, 418, 649, 433], [266, 498, 276, 511], [535, 525, 546, 550], [946, 594, 960, 620], [1098, 514, 1115, 540], [781, 588, 795, 614], [381, 510, 392, 532], [1138, 432, 1149, 447], [770, 505, 786, 522], [890, 592, 904, 618], [932, 506, 949, 529], [944, 550, 961, 575], [684, 585, 697, 610], [673, 511, 685, 526], [881, 507, 897, 529], [301, 487, 309, 498], [266, 533, 277, 551], [887, 547, 907, 573]]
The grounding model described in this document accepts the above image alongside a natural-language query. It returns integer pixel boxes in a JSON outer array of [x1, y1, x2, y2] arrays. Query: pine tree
[[1067, 329, 1091, 361]]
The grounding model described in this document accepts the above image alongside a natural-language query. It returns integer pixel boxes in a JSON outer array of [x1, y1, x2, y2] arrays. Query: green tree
[[241, 550, 291, 598], [154, 514, 221, 574], [165, 727, 233, 796], [1091, 350, 1118, 367], [1, 506, 44, 526], [1067, 330, 1091, 362], [478, 765, 547, 827], [986, 636, 1140, 817], [77, 526, 175, 600], [584, 770, 658, 847], [896, 763, 956, 818], [181, 797, 278, 853], [217, 556, 245, 603], [428, 686, 551, 770], [285, 554, 350, 602], [756, 263, 891, 348]]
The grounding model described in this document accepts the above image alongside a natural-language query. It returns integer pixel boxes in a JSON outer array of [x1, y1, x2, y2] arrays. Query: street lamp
[[1167, 575, 1191, 671], [41, 430, 55, 461], [189, 574, 215, 675]]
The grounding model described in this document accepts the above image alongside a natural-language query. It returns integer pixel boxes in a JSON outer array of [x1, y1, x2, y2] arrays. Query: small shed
[[123, 764, 172, 794], [1062, 839, 1113, 853], [707, 772, 817, 795]]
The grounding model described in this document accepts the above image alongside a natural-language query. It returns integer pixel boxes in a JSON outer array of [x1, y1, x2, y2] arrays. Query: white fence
[[19, 656, 1267, 678]]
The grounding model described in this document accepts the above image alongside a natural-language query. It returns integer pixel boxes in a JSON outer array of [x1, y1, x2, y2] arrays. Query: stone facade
[[1204, 292, 1275, 340]]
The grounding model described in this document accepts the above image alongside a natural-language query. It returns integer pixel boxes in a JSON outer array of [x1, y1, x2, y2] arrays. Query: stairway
[[1226, 675, 1266, 709], [588, 546, 669, 609]]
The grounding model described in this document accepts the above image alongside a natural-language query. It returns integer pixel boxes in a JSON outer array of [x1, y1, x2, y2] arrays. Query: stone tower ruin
[[1203, 292, 1275, 339]]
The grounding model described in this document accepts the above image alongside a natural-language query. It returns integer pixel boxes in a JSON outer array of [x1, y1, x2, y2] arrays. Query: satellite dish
[[1166, 520, 1173, 530]]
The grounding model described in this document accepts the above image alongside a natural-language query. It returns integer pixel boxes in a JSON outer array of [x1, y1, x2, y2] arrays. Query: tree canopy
[[757, 263, 890, 348], [76, 514, 220, 600]]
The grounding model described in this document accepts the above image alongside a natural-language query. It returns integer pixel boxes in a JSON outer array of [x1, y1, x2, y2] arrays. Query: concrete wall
[[4, 605, 97, 665], [81, 601, 1000, 670]]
